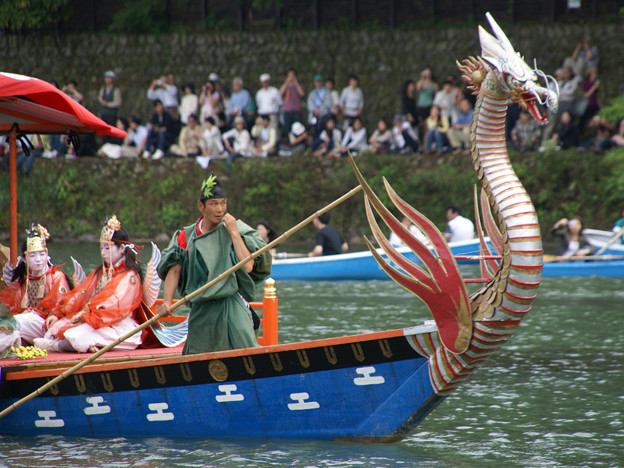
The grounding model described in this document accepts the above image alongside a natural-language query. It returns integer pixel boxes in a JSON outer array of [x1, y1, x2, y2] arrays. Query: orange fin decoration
[[349, 154, 472, 354], [457, 56, 488, 95]]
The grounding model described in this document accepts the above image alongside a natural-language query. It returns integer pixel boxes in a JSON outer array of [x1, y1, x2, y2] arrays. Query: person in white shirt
[[178, 82, 199, 125], [222, 115, 251, 163], [325, 78, 340, 117], [339, 74, 364, 126], [433, 78, 460, 122], [391, 113, 420, 154], [340, 117, 368, 156], [389, 216, 432, 249], [97, 117, 148, 159], [170, 114, 204, 157], [255, 73, 282, 131], [251, 115, 278, 157], [147, 75, 179, 121], [200, 116, 224, 157], [444, 206, 475, 242]]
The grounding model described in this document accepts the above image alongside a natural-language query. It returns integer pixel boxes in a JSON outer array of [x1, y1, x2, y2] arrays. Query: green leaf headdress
[[199, 172, 226, 200]]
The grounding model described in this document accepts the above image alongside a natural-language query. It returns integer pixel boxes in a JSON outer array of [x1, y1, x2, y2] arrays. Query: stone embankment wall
[[2, 23, 622, 128]]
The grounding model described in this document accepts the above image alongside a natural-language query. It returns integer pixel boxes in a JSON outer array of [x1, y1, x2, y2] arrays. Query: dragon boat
[[0, 14, 557, 441]]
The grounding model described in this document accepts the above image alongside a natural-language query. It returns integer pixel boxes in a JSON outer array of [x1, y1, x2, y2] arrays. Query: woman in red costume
[[35, 215, 144, 353], [0, 224, 71, 348]]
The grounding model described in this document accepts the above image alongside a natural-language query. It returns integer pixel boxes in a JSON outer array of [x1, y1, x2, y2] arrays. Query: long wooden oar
[[595, 225, 624, 256], [0, 184, 363, 420]]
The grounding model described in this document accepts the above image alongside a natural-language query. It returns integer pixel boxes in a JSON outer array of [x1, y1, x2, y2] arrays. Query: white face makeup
[[25, 250, 48, 276], [100, 242, 125, 266]]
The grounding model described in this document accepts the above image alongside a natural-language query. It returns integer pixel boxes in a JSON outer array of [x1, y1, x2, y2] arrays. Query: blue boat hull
[[272, 239, 487, 281], [542, 259, 624, 277], [0, 330, 445, 441]]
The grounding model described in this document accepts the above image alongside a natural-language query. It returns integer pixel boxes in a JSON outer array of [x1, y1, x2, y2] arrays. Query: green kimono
[[157, 219, 272, 354]]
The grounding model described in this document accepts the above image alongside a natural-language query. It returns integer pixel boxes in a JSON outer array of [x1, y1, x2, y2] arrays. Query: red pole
[[9, 127, 18, 265]]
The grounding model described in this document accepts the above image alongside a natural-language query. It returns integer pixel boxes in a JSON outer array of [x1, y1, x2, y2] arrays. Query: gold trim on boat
[[101, 373, 113, 392], [180, 362, 192, 382], [270, 353, 283, 372], [351, 343, 365, 362], [128, 368, 140, 388], [243, 356, 256, 375], [324, 346, 337, 365], [379, 339, 393, 358], [208, 360, 228, 382], [154, 366, 166, 385], [48, 378, 59, 396], [74, 374, 86, 392], [296, 349, 310, 368]]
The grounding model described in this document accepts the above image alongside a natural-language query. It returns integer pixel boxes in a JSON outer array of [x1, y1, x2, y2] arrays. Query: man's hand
[[224, 213, 254, 273], [223, 213, 239, 236], [159, 301, 174, 317]]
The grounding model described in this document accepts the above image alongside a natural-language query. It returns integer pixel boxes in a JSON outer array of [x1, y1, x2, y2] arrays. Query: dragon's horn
[[485, 12, 515, 54]]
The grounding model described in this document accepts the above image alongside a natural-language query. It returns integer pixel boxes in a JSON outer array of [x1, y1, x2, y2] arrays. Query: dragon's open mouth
[[521, 93, 548, 124], [508, 67, 558, 125]]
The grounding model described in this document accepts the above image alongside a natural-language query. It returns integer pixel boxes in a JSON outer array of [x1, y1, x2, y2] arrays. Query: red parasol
[[0, 72, 127, 264]]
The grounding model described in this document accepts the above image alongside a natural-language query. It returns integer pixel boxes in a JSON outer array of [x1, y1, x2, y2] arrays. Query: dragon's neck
[[473, 89, 543, 320], [413, 91, 545, 395]]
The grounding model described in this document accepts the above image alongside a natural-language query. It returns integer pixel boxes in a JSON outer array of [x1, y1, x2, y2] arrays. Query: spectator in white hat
[[278, 121, 308, 157], [255, 73, 282, 132]]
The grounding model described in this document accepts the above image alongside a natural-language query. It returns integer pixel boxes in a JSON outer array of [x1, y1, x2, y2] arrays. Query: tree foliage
[[0, 0, 69, 32], [598, 95, 624, 124], [108, 0, 169, 34]]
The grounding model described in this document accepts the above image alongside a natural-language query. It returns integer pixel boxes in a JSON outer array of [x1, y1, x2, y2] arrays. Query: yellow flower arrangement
[[9, 345, 48, 360]]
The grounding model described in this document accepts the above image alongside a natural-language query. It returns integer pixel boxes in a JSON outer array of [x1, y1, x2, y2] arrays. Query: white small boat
[[583, 228, 624, 255]]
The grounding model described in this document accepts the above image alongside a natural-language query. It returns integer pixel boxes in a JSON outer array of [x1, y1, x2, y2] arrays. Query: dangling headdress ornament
[[100, 215, 122, 283], [200, 173, 226, 200], [24, 223, 50, 254], [100, 215, 121, 244]]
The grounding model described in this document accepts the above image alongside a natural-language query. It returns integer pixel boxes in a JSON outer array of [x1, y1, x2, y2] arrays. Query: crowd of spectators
[[2, 36, 623, 175]]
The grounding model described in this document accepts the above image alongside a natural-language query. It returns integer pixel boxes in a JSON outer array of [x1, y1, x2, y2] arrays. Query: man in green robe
[[157, 173, 272, 354]]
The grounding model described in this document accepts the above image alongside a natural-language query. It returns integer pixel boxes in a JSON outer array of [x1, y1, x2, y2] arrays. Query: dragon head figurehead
[[467, 12, 559, 124]]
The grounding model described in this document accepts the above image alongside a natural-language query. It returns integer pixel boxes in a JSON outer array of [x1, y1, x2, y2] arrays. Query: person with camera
[[279, 68, 304, 137], [200, 74, 223, 127], [147, 74, 179, 121]]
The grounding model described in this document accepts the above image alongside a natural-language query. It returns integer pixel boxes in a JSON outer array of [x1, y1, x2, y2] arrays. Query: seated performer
[[0, 224, 71, 346], [36, 216, 144, 353]]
